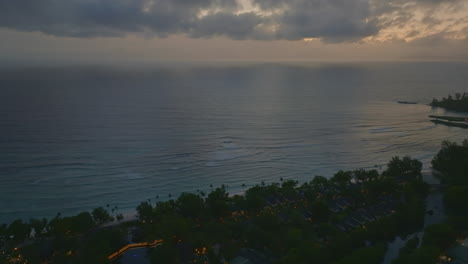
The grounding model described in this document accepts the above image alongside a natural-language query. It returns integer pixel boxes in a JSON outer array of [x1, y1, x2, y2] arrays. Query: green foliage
[[391, 245, 439, 264], [392, 237, 419, 264], [310, 200, 330, 221], [281, 180, 298, 190], [353, 169, 379, 183], [158, 214, 193, 240], [116, 213, 124, 221], [244, 186, 267, 211], [7, 219, 31, 243], [205, 187, 229, 218], [177, 192, 205, 218], [275, 248, 305, 264], [77, 227, 126, 263], [422, 224, 457, 249], [73, 212, 95, 233], [29, 218, 47, 237], [431, 93, 468, 112], [91, 207, 113, 225], [432, 140, 468, 184], [154, 200, 177, 218], [3, 153, 437, 264], [150, 243, 181, 264], [383, 156, 422, 181], [311, 175, 330, 188], [137, 201, 154, 222], [331, 170, 353, 187], [0, 223, 6, 237], [332, 243, 388, 264], [444, 186, 468, 215], [48, 212, 95, 236]]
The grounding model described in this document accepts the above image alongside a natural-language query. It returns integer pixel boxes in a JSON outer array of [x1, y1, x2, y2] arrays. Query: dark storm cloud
[[0, 0, 465, 42], [266, 0, 378, 42], [190, 12, 262, 39]]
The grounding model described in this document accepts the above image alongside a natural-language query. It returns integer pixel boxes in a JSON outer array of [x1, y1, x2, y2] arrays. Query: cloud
[[0, 0, 466, 43]]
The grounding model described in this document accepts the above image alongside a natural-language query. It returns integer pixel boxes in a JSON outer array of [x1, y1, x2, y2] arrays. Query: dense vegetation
[[0, 155, 429, 264], [6, 138, 468, 263], [431, 93, 468, 112], [391, 140, 468, 264], [434, 140, 468, 232]]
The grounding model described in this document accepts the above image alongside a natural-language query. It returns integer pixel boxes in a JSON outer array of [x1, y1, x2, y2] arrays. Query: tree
[[331, 170, 352, 187], [353, 169, 379, 183], [444, 186, 468, 215], [423, 224, 457, 249], [8, 219, 31, 242], [154, 200, 176, 218], [383, 156, 422, 181], [158, 214, 193, 240], [116, 214, 124, 222], [137, 201, 154, 222], [92, 207, 114, 225], [316, 223, 337, 238], [29, 218, 48, 237], [79, 227, 126, 264], [391, 245, 440, 264], [432, 140, 468, 184], [0, 223, 7, 237], [332, 243, 388, 264], [72, 212, 95, 233], [281, 180, 298, 189], [177, 193, 205, 218], [244, 186, 267, 211], [430, 94, 468, 112], [393, 237, 419, 264], [206, 187, 229, 218], [310, 200, 330, 221], [276, 248, 305, 264], [311, 175, 330, 191]]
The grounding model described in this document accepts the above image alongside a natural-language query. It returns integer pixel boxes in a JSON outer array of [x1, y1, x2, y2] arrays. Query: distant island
[[397, 101, 418, 105], [429, 94, 468, 128], [431, 93, 468, 112], [1, 141, 468, 264]]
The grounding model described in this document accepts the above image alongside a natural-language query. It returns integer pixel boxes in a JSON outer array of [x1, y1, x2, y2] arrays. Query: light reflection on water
[[0, 62, 467, 222]]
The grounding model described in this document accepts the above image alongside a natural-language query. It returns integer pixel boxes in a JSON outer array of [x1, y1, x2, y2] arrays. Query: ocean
[[0, 62, 467, 223]]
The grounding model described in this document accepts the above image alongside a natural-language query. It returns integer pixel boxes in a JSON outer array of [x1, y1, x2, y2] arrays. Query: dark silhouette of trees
[[91, 207, 114, 225], [431, 93, 468, 112], [137, 201, 154, 222], [432, 140, 468, 185], [7, 220, 31, 243], [176, 193, 205, 219], [205, 187, 229, 218], [383, 156, 422, 181]]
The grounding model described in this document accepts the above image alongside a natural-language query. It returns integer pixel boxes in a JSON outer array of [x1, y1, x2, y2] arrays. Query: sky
[[0, 0, 467, 64]]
